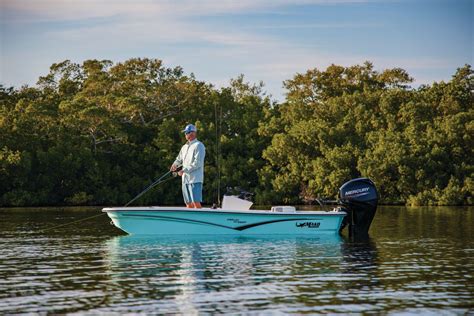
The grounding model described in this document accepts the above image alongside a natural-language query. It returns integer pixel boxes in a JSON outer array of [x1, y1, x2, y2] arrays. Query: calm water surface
[[0, 206, 473, 314]]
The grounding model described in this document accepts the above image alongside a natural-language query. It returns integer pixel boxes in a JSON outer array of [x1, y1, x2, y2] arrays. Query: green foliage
[[0, 60, 471, 206], [0, 60, 271, 206], [260, 63, 473, 205]]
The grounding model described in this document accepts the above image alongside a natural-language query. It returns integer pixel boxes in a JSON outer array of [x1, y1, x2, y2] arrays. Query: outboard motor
[[339, 178, 379, 237]]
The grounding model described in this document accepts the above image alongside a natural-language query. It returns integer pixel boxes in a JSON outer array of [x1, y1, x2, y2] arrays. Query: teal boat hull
[[103, 207, 346, 235]]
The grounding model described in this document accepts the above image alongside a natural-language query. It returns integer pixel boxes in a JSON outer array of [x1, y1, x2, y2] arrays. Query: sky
[[0, 0, 472, 100]]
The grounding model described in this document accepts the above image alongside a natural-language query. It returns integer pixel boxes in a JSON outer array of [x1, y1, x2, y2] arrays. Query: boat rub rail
[[102, 207, 346, 216]]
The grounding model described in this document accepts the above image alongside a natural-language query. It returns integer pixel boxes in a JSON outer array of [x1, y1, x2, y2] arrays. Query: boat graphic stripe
[[122, 214, 232, 229], [120, 214, 315, 231], [234, 218, 313, 231]]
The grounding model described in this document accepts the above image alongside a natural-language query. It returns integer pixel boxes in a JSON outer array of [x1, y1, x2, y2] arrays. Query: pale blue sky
[[1, 0, 472, 100]]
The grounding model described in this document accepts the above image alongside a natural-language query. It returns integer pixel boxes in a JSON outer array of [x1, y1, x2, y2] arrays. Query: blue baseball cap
[[183, 124, 197, 134]]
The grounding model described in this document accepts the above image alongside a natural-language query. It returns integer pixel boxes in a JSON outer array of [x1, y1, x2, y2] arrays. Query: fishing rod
[[38, 167, 181, 233], [124, 166, 182, 207]]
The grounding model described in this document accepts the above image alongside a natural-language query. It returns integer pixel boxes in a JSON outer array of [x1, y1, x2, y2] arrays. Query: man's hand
[[170, 164, 177, 171], [178, 170, 184, 176]]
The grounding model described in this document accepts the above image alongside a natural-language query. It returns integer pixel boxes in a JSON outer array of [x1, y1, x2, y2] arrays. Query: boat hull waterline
[[103, 207, 346, 235]]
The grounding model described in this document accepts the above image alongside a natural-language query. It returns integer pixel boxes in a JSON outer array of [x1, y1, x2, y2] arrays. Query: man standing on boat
[[170, 124, 206, 208]]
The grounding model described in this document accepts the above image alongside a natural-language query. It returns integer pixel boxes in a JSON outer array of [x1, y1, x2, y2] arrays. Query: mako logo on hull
[[296, 222, 320, 228]]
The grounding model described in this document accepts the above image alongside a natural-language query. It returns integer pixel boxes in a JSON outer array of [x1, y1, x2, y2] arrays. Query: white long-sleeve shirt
[[173, 139, 206, 184]]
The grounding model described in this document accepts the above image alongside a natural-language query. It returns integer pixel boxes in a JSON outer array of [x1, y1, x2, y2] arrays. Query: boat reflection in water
[[340, 236, 380, 293], [102, 234, 379, 314]]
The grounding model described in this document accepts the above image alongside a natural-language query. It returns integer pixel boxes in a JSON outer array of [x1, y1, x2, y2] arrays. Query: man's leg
[[182, 183, 193, 208], [189, 183, 203, 208]]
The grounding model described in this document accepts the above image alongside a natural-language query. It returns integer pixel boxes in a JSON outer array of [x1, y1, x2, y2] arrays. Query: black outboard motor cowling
[[339, 178, 379, 237]]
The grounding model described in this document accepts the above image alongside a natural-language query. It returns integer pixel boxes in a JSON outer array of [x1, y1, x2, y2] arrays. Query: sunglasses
[[185, 131, 195, 135]]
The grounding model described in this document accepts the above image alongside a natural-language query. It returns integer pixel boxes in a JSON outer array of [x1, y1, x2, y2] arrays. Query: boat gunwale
[[102, 207, 346, 216]]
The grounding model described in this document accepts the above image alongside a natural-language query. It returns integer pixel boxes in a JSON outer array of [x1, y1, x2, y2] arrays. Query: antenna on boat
[[214, 101, 222, 207]]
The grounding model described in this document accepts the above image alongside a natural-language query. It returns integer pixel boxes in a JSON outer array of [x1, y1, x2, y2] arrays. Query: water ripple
[[0, 206, 473, 314]]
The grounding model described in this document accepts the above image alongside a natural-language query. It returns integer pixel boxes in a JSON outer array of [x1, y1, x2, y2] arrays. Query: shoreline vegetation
[[1, 205, 473, 212], [1, 59, 472, 207]]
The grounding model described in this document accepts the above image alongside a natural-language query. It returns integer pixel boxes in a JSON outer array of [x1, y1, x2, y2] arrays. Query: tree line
[[0, 59, 472, 206]]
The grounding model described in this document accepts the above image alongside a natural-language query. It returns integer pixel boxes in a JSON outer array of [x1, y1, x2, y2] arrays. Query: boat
[[103, 206, 346, 235], [103, 178, 379, 236]]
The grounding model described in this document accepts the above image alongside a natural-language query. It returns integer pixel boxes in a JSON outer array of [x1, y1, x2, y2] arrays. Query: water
[[1, 206, 473, 314]]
